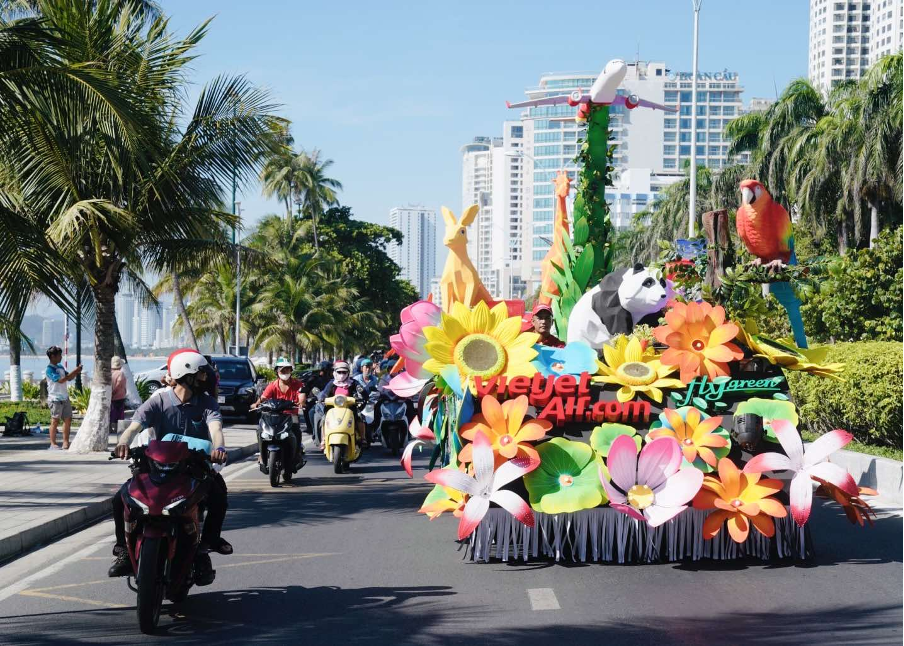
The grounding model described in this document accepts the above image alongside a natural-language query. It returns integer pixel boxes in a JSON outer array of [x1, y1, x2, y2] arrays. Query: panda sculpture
[[566, 264, 672, 350]]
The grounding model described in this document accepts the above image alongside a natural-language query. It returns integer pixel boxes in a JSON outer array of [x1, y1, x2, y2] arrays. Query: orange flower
[[653, 300, 744, 382], [693, 457, 787, 543], [647, 407, 730, 472], [459, 395, 550, 467], [418, 487, 466, 520], [813, 476, 878, 527]]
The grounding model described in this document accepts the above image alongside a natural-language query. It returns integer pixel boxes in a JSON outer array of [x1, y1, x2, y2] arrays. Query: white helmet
[[274, 357, 293, 369], [168, 349, 208, 381]]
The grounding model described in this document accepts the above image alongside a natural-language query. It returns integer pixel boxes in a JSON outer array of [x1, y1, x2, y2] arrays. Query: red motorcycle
[[114, 438, 214, 633]]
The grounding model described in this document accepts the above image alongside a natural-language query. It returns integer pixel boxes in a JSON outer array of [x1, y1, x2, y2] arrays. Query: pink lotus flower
[[423, 431, 537, 540], [601, 435, 704, 527], [743, 419, 857, 527], [388, 301, 442, 397], [400, 417, 435, 478]]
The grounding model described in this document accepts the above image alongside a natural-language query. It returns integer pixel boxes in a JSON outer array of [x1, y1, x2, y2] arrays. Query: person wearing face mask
[[316, 360, 368, 450], [251, 358, 306, 468]]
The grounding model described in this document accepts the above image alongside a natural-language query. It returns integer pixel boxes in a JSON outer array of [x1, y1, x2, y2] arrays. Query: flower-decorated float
[[386, 59, 877, 564]]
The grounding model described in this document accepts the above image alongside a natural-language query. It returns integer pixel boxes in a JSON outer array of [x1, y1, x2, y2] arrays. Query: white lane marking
[[528, 588, 560, 611], [0, 456, 259, 603]]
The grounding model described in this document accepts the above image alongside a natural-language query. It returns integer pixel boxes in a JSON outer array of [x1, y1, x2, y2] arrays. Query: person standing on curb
[[45, 345, 81, 450], [110, 356, 127, 433]]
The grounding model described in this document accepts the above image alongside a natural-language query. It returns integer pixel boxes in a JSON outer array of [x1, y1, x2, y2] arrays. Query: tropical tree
[[0, 1, 280, 451], [296, 149, 343, 252]]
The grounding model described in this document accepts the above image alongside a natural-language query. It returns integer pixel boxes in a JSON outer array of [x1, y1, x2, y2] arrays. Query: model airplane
[[506, 59, 676, 113]]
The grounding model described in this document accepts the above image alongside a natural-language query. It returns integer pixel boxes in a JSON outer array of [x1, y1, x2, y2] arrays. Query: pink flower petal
[[789, 471, 814, 527], [652, 466, 703, 507], [807, 462, 859, 496], [457, 496, 490, 540], [644, 504, 687, 528], [491, 490, 535, 527], [400, 441, 417, 477], [743, 452, 793, 474], [600, 468, 627, 504], [607, 434, 640, 492], [424, 467, 479, 496], [471, 431, 495, 488], [387, 373, 429, 398], [409, 417, 434, 441], [637, 437, 682, 490], [804, 429, 854, 468], [771, 419, 804, 470], [610, 502, 646, 523], [492, 457, 539, 492], [409, 301, 442, 329]]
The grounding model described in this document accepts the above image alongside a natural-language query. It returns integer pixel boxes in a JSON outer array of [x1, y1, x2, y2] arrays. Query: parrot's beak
[[740, 187, 755, 205]]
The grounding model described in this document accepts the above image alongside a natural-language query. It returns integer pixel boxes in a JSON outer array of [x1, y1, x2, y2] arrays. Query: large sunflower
[[593, 335, 685, 403], [422, 301, 538, 387]]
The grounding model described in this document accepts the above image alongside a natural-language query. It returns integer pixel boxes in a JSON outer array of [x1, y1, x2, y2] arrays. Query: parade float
[[386, 59, 878, 564]]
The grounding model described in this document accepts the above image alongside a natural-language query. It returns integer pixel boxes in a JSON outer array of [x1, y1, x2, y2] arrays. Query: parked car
[[134, 363, 168, 394], [208, 355, 263, 421]]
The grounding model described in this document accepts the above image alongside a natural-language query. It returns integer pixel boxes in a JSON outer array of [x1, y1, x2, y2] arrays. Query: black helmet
[[318, 360, 333, 372]]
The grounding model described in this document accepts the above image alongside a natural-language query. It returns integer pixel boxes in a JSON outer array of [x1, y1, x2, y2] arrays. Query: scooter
[[112, 435, 214, 634], [376, 387, 409, 457], [322, 395, 362, 474], [258, 399, 302, 487]]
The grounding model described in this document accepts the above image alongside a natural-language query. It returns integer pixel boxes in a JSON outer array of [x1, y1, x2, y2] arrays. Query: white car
[[134, 363, 168, 394]]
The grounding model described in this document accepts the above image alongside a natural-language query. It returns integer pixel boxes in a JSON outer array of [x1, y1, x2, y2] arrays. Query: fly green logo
[[672, 375, 784, 407]]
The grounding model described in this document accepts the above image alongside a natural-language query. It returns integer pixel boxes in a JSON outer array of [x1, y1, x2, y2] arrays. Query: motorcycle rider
[[353, 358, 378, 394], [251, 357, 306, 469], [302, 360, 333, 448], [108, 350, 229, 585], [316, 360, 367, 450]]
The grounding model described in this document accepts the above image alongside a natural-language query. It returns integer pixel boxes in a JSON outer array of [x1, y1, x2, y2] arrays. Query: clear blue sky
[[160, 0, 809, 230]]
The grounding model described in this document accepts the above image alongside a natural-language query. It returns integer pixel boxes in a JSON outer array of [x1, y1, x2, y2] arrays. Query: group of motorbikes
[[111, 363, 417, 633]]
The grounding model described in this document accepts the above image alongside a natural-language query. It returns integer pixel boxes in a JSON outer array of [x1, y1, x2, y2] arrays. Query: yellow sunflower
[[422, 301, 538, 387], [592, 335, 685, 403]]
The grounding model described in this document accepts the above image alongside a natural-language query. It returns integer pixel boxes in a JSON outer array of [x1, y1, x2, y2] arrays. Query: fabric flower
[[532, 341, 598, 377], [422, 301, 538, 391], [647, 407, 730, 473], [424, 430, 537, 540], [523, 437, 606, 513], [388, 300, 442, 397], [734, 398, 799, 443], [459, 395, 550, 467], [400, 417, 436, 478], [601, 435, 704, 527], [589, 423, 641, 457], [743, 419, 857, 526], [813, 477, 878, 527], [653, 300, 744, 383], [418, 483, 466, 520], [693, 457, 787, 543], [735, 319, 845, 379], [593, 335, 685, 403]]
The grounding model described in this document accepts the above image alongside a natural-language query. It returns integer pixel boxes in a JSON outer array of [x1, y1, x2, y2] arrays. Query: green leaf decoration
[[692, 397, 709, 410], [772, 393, 790, 401], [589, 423, 641, 457], [573, 246, 595, 290], [524, 438, 606, 513], [573, 218, 589, 246]]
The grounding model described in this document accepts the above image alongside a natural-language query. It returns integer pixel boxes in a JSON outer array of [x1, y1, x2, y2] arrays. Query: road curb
[[831, 448, 903, 507], [0, 441, 259, 566]]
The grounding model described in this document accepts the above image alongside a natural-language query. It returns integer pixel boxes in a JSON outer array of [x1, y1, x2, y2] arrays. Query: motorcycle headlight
[[129, 495, 149, 515], [261, 430, 273, 440], [162, 496, 187, 516], [278, 431, 290, 439], [334, 395, 346, 407]]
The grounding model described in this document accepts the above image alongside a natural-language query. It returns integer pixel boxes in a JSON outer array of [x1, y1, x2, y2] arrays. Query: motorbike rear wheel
[[137, 537, 165, 634], [268, 451, 280, 487], [332, 444, 345, 474]]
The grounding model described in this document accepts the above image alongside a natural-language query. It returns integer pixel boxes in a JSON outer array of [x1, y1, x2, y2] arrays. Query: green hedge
[[786, 341, 902, 448], [0, 401, 51, 427]]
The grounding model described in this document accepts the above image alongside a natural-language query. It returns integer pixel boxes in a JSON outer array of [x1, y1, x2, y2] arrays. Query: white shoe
[[47, 445, 60, 450]]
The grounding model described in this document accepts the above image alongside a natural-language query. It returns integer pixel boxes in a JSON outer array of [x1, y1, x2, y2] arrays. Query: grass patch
[[0, 401, 52, 427], [800, 429, 903, 462]]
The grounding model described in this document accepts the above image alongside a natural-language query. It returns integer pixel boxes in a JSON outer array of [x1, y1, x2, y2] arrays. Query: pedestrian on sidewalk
[[109, 356, 127, 433], [45, 345, 81, 450]]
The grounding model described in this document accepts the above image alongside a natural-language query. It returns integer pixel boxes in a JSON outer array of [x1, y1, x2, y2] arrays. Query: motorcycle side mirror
[[311, 387, 321, 397]]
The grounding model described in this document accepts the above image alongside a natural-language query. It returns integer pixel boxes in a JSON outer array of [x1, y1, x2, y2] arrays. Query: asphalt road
[[0, 429, 901, 645]]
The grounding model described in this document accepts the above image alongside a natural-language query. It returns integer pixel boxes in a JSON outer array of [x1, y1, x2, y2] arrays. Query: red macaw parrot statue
[[736, 179, 794, 268]]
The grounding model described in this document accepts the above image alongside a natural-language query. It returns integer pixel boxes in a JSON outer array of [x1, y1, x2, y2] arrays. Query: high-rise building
[[460, 137, 499, 295], [41, 320, 54, 347], [870, 0, 904, 63], [808, 0, 872, 91], [131, 300, 141, 349], [513, 61, 744, 291], [388, 206, 437, 299], [140, 307, 162, 348], [116, 291, 134, 347], [429, 276, 443, 310], [490, 122, 528, 299]]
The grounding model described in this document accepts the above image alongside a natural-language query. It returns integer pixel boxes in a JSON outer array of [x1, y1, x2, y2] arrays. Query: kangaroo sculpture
[[538, 171, 572, 305], [439, 205, 492, 313]]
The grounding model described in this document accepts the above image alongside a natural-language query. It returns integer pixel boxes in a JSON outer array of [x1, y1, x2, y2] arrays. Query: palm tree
[[297, 149, 343, 252], [260, 147, 305, 221], [0, 2, 280, 451]]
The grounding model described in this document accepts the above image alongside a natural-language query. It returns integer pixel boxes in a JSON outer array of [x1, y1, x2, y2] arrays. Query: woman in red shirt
[[252, 358, 306, 467]]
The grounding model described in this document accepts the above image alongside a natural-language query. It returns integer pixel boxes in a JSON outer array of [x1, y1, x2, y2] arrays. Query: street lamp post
[[234, 201, 242, 356], [688, 0, 703, 238]]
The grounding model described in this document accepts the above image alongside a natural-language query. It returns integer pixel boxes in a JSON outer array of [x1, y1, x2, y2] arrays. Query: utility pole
[[688, 0, 703, 238], [234, 201, 242, 356]]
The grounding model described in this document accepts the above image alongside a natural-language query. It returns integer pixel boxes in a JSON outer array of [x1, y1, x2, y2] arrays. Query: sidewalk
[[0, 425, 258, 564]]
